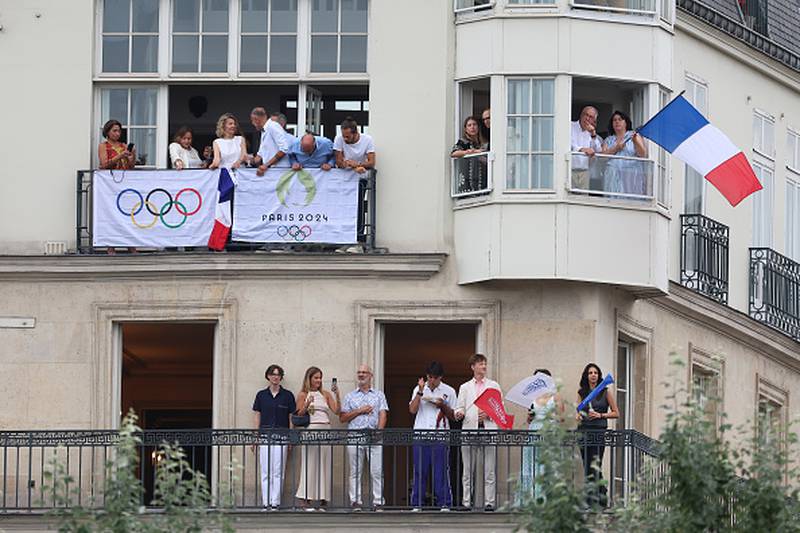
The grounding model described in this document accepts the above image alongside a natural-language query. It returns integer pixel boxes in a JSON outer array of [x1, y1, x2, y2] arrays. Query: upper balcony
[[450, 76, 670, 295]]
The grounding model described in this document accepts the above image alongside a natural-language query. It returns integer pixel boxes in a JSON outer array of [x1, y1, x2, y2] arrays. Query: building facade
[[0, 0, 799, 519]]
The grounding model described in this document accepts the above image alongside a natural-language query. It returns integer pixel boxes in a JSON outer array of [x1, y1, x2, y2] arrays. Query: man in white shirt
[[408, 361, 456, 511], [570, 106, 603, 190], [454, 353, 504, 511], [333, 117, 376, 173], [250, 107, 290, 176]]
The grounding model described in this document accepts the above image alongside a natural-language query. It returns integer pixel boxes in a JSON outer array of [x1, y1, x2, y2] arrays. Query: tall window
[[757, 397, 784, 448], [172, 0, 229, 73], [100, 88, 159, 168], [240, 0, 298, 73], [101, 0, 159, 73], [752, 163, 774, 247], [786, 178, 800, 261], [684, 75, 707, 213], [691, 364, 721, 434], [656, 88, 670, 207], [506, 78, 555, 190], [311, 0, 369, 73], [788, 129, 800, 172], [753, 110, 775, 159]]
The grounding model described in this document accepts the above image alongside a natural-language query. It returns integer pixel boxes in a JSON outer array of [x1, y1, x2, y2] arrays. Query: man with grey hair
[[250, 107, 290, 176], [340, 364, 389, 510], [570, 106, 603, 191]]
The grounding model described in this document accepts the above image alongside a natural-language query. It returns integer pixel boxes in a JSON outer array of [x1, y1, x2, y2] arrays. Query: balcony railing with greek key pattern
[[0, 428, 661, 513], [680, 214, 729, 305], [749, 248, 800, 342]]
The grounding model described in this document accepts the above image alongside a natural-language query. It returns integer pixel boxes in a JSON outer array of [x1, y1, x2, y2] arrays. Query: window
[[656, 88, 670, 206], [660, 0, 673, 23], [506, 78, 555, 190], [786, 178, 800, 261], [753, 110, 775, 159], [684, 75, 707, 213], [752, 163, 774, 247], [100, 88, 159, 168], [172, 0, 229, 73], [788, 129, 800, 172], [690, 345, 723, 436], [756, 376, 789, 455], [101, 0, 159, 73], [311, 0, 368, 73], [240, 0, 298, 73]]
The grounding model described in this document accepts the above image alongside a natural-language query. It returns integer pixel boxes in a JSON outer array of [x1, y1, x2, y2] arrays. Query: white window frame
[[454, 0, 496, 14], [238, 0, 299, 75], [753, 109, 776, 161], [752, 162, 774, 247], [98, 0, 161, 76], [505, 76, 556, 192], [309, 0, 369, 74], [170, 0, 231, 75], [787, 127, 800, 174], [659, 0, 674, 24], [655, 87, 671, 208], [785, 175, 800, 261], [683, 74, 707, 214]]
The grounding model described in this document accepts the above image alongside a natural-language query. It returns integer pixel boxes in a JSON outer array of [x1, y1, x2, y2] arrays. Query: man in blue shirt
[[288, 133, 335, 170], [252, 364, 296, 510], [340, 364, 389, 510]]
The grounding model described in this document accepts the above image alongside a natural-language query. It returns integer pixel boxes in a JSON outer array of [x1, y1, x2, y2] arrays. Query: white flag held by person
[[232, 168, 360, 244], [506, 372, 558, 409], [93, 169, 220, 248]]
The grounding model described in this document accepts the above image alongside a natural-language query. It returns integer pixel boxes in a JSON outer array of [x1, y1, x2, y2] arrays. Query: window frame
[[787, 127, 800, 174], [752, 161, 774, 247], [98, 0, 161, 76], [170, 0, 231, 75], [753, 109, 776, 161], [238, 0, 299, 75], [755, 375, 789, 464], [689, 344, 724, 436], [785, 175, 800, 261], [683, 74, 708, 214], [504, 76, 556, 192], [309, 0, 369, 75]]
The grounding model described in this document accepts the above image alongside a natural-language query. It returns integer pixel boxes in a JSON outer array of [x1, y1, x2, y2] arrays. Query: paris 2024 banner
[[232, 168, 359, 244]]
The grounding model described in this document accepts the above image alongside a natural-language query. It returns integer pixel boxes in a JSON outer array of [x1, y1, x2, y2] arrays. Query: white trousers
[[347, 444, 383, 506], [461, 445, 496, 507], [259, 444, 287, 507]]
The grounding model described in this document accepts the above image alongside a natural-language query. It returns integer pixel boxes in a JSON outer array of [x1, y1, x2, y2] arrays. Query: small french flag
[[207, 168, 235, 251], [638, 94, 762, 206]]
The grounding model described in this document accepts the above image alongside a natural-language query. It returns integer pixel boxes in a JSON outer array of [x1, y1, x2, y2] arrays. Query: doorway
[[121, 322, 214, 503], [382, 322, 478, 507]]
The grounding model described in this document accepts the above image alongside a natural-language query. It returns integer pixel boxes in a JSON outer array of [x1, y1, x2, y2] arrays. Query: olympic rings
[[276, 224, 313, 242], [115, 187, 204, 229], [130, 201, 159, 229]]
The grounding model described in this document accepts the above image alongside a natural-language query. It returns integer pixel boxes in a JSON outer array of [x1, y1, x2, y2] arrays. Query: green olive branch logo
[[276, 169, 317, 207]]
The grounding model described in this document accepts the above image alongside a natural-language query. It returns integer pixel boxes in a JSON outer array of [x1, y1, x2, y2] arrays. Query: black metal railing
[[0, 428, 661, 514], [76, 168, 377, 254], [680, 214, 729, 305], [749, 248, 800, 341]]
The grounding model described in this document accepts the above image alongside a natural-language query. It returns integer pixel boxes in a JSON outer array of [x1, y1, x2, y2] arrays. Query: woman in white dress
[[295, 366, 340, 511], [209, 113, 246, 170], [168, 126, 206, 170]]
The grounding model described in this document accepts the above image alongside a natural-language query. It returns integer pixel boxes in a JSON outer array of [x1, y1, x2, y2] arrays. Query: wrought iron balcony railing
[[680, 214, 730, 305], [0, 428, 661, 513], [750, 248, 800, 342]]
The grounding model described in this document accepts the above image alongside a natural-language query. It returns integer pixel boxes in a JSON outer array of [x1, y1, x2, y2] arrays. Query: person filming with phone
[[99, 119, 135, 170]]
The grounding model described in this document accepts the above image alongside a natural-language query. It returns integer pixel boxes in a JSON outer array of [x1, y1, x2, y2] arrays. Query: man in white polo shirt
[[333, 117, 376, 173], [409, 361, 456, 511]]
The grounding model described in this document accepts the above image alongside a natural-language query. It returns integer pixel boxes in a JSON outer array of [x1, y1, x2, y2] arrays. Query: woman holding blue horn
[[576, 363, 618, 507]]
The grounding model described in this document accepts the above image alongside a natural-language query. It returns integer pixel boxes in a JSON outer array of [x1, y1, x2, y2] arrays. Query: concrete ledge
[[0, 511, 517, 532], [0, 253, 448, 282]]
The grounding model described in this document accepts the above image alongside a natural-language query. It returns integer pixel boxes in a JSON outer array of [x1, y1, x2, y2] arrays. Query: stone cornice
[[0, 253, 448, 282], [650, 281, 800, 372]]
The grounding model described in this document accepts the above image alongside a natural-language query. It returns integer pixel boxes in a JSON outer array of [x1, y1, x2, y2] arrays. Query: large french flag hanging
[[207, 168, 235, 250], [638, 95, 761, 206]]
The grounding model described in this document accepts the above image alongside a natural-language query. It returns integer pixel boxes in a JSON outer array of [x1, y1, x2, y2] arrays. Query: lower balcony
[[749, 248, 800, 341], [0, 428, 659, 514]]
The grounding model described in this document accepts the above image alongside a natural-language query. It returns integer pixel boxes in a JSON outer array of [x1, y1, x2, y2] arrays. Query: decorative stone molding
[[0, 253, 448, 282], [616, 312, 655, 435], [354, 300, 502, 390], [92, 300, 237, 430]]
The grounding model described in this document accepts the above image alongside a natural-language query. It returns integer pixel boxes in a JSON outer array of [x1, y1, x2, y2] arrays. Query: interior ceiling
[[122, 322, 214, 375]]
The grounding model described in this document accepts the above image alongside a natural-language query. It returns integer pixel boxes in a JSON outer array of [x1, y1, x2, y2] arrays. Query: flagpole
[[636, 89, 687, 133]]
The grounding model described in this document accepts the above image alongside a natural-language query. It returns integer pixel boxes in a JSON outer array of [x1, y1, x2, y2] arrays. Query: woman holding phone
[[98, 119, 135, 170]]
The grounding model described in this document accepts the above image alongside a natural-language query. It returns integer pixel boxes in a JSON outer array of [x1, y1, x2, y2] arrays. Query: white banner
[[93, 169, 219, 247], [232, 168, 359, 244]]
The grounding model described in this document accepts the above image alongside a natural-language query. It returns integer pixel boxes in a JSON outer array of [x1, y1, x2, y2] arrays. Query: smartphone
[[331, 377, 338, 388], [126, 143, 135, 152]]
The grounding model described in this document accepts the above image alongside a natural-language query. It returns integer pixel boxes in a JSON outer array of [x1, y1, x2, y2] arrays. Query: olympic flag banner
[[232, 168, 359, 244], [93, 169, 220, 248]]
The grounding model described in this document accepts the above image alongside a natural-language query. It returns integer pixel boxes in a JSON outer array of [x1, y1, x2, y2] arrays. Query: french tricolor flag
[[207, 168, 235, 251], [638, 94, 761, 206]]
